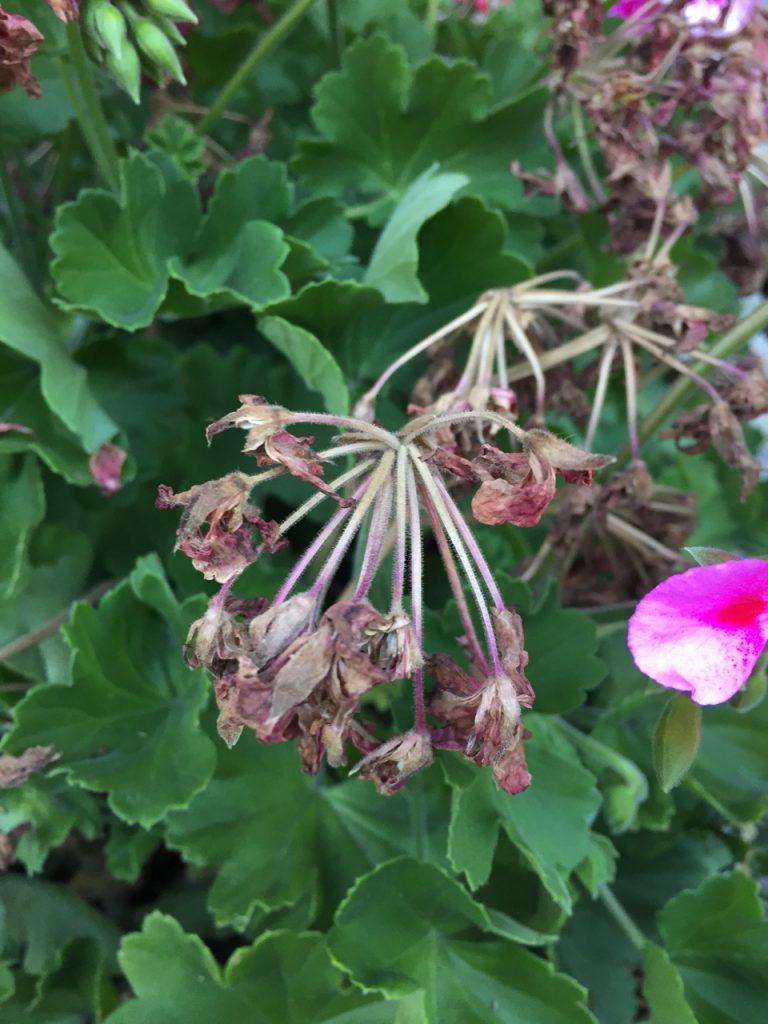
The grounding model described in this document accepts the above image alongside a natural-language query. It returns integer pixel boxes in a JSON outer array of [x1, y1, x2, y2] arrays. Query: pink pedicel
[[628, 558, 768, 705]]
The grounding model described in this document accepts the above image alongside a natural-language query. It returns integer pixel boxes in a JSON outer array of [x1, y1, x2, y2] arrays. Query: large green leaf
[[0, 875, 118, 978], [2, 555, 216, 826], [0, 243, 117, 451], [0, 524, 91, 683], [364, 167, 469, 302], [328, 859, 595, 1024], [0, 455, 44, 602], [169, 156, 300, 310], [295, 36, 548, 219], [642, 943, 697, 1024], [658, 873, 768, 1024], [444, 717, 601, 908], [165, 737, 450, 928], [258, 316, 349, 414], [692, 696, 768, 823], [504, 580, 606, 715], [50, 151, 202, 330], [107, 913, 398, 1024]]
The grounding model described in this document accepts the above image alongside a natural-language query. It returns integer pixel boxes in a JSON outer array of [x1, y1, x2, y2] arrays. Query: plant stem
[[0, 143, 39, 289], [196, 0, 318, 138], [598, 884, 646, 951], [65, 23, 120, 192], [326, 0, 342, 65], [635, 297, 768, 448], [0, 581, 113, 663]]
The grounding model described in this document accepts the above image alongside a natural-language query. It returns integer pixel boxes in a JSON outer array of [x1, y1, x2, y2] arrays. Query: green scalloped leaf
[[50, 152, 201, 330], [296, 35, 548, 219], [107, 913, 398, 1024], [2, 555, 216, 827], [444, 717, 601, 909], [659, 873, 768, 1024], [328, 859, 595, 1024], [0, 243, 118, 451]]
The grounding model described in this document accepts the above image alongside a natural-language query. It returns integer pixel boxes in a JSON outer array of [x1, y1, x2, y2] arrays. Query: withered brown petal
[[352, 730, 433, 796], [0, 745, 59, 788], [472, 476, 556, 527], [709, 401, 761, 502], [268, 628, 332, 719], [248, 593, 316, 668]]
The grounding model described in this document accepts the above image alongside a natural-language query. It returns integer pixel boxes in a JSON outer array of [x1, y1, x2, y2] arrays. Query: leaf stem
[[0, 143, 39, 290], [196, 0, 318, 138], [326, 0, 342, 65], [64, 23, 120, 192], [597, 884, 646, 951], [0, 580, 114, 663]]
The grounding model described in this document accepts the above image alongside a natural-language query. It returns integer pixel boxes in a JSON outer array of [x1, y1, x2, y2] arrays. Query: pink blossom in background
[[608, 0, 758, 35], [89, 442, 126, 496], [628, 558, 768, 705], [0, 422, 32, 434]]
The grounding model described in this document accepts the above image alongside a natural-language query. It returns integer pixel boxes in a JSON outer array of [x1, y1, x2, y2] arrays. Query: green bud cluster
[[82, 0, 197, 103]]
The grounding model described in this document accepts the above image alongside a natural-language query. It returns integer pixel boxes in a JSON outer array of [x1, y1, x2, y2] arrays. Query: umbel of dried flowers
[[159, 394, 611, 796]]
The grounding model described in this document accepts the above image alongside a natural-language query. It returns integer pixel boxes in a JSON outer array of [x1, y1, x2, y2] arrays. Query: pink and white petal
[[632, 559, 768, 624], [628, 617, 766, 704], [628, 559, 768, 704]]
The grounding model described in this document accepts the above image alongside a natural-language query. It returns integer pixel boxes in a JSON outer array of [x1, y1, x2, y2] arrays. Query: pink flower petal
[[628, 558, 768, 704], [89, 442, 126, 496]]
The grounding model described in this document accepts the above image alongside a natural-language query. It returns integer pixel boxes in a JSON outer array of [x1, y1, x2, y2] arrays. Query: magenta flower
[[628, 558, 768, 705], [608, 0, 758, 35]]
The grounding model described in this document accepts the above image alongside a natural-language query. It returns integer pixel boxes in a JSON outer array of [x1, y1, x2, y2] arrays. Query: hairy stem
[[359, 302, 487, 412], [411, 452, 501, 674], [422, 488, 489, 673], [390, 445, 410, 610], [354, 476, 393, 600], [0, 580, 114, 662], [406, 466, 426, 730], [584, 338, 617, 452], [311, 451, 396, 596]]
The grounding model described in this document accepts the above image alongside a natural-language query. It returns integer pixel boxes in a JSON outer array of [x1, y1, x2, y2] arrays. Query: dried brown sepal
[[156, 473, 278, 582], [185, 605, 250, 669], [213, 677, 244, 749], [490, 607, 535, 708], [666, 401, 761, 500], [709, 401, 761, 501], [352, 730, 433, 796], [0, 9, 43, 97], [268, 601, 392, 721], [257, 431, 352, 506], [0, 745, 59, 788], [248, 593, 316, 669], [491, 732, 533, 795], [205, 395, 292, 446], [523, 429, 614, 483], [720, 370, 768, 421]]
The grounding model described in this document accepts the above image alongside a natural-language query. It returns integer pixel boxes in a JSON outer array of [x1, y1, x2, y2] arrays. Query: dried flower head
[[0, 7, 44, 97], [160, 379, 611, 795]]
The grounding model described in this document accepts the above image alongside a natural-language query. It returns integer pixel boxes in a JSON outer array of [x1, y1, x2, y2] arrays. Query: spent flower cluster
[[530, 0, 768, 252], [159, 373, 611, 795]]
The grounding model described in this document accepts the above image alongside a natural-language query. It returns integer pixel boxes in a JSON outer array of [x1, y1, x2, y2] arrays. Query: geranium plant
[[1, 1, 768, 1021]]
